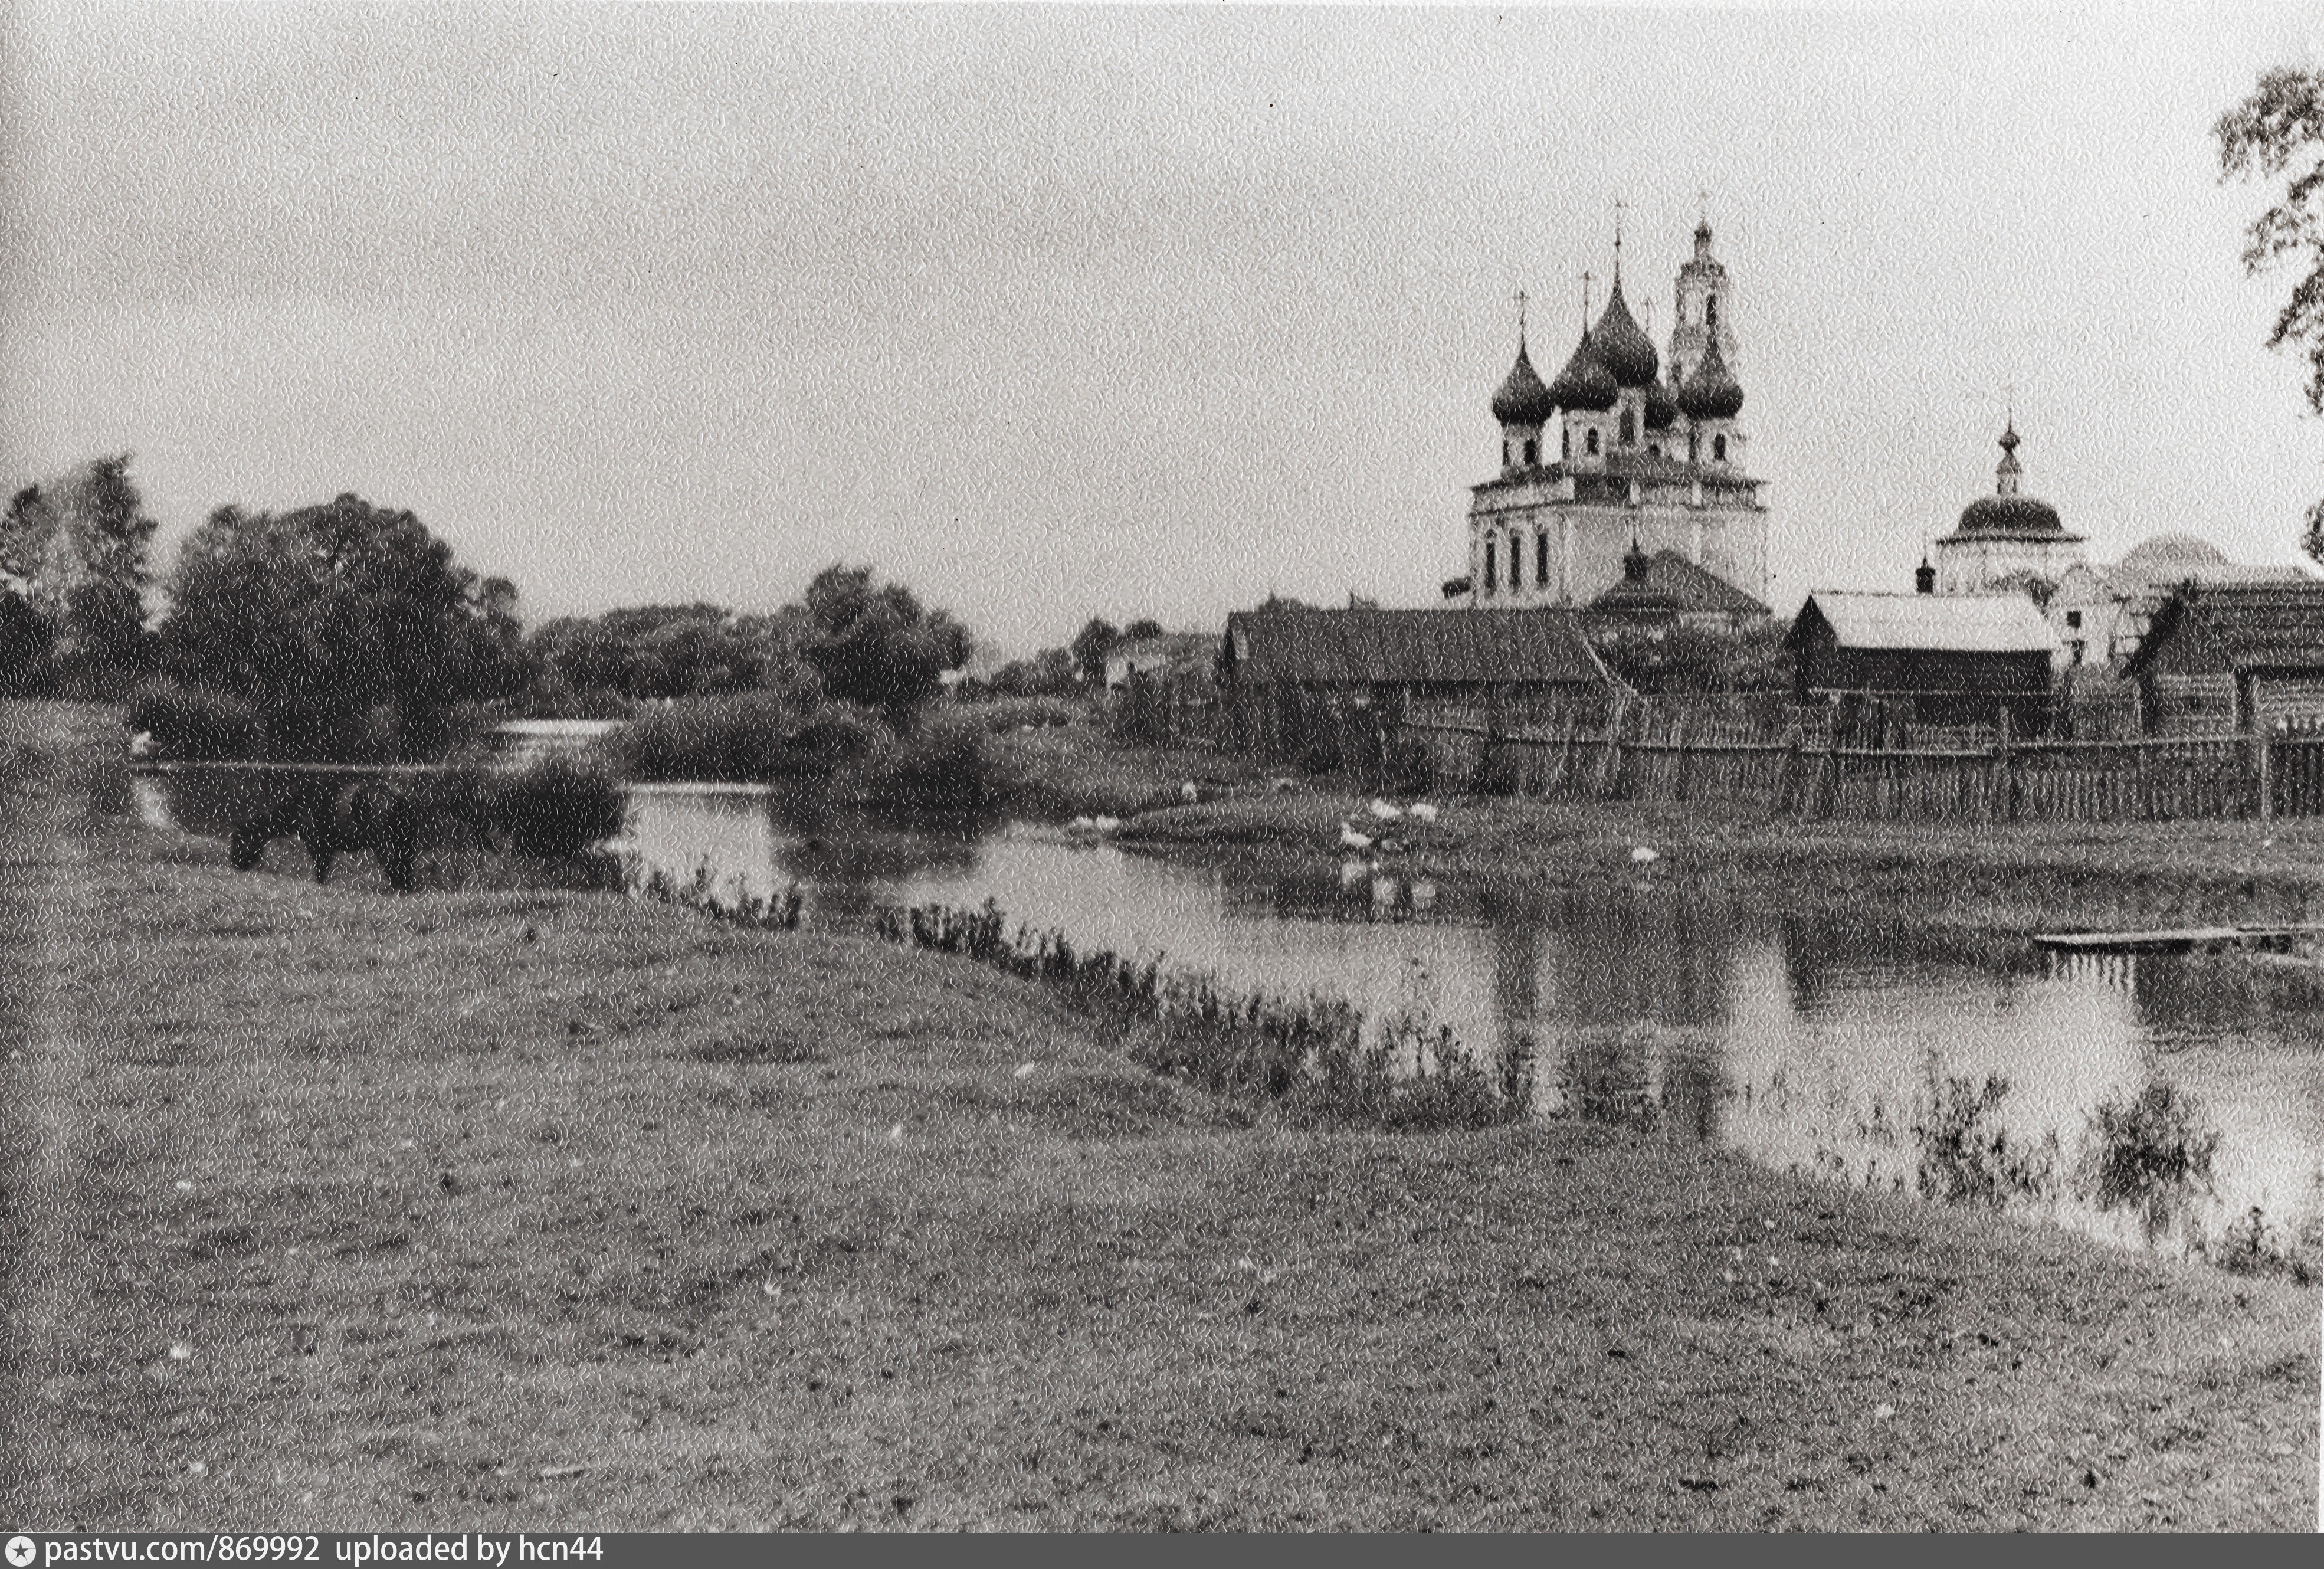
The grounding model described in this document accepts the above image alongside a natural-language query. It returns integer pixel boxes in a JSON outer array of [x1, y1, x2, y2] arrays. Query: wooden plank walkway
[[2032, 925, 2324, 955]]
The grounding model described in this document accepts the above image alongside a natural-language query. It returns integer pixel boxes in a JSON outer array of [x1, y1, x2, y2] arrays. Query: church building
[[1462, 220, 1770, 612]]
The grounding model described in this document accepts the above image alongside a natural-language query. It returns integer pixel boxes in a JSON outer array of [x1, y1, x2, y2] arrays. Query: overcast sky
[[5, 3, 2323, 657]]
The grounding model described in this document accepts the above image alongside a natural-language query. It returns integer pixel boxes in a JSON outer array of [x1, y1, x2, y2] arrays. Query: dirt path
[[0, 703, 109, 1521]]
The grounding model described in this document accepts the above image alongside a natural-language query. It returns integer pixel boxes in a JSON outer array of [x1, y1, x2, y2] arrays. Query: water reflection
[[145, 777, 2324, 1267]]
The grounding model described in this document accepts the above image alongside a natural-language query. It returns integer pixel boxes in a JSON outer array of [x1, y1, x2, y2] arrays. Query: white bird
[[1339, 857, 1370, 887], [1068, 815, 1096, 832], [1368, 798, 1404, 821], [1631, 846, 1659, 865], [127, 729, 156, 759], [1338, 821, 1374, 851], [1092, 815, 1123, 834], [1181, 781, 1201, 802], [1407, 802, 1440, 824]]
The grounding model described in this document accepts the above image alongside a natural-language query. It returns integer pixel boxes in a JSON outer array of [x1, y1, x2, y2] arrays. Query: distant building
[[1584, 542, 1771, 637], [2048, 533, 2311, 670], [2121, 580, 2324, 735], [1786, 589, 2058, 728], [1929, 421, 2087, 601], [1465, 220, 1769, 615], [1104, 633, 1220, 691], [1222, 605, 1615, 713]]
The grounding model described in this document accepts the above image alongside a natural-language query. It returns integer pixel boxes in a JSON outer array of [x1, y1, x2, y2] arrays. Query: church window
[[1523, 438, 1538, 467], [1483, 541, 1496, 592], [1561, 426, 1571, 460], [1585, 428, 1600, 456], [1536, 531, 1549, 587], [1508, 533, 1523, 588], [1503, 440, 1514, 467], [1619, 409, 1635, 446], [1712, 434, 1726, 461], [2065, 610, 2082, 629], [1648, 443, 1661, 458], [1687, 433, 1698, 463], [1705, 295, 1719, 328]]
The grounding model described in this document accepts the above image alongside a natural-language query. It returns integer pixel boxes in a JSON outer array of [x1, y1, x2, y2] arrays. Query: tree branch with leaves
[[2217, 65, 2324, 559]]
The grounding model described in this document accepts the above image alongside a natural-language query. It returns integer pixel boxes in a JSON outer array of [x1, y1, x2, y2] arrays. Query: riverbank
[[1119, 788, 2324, 939], [2, 701, 2317, 1530]]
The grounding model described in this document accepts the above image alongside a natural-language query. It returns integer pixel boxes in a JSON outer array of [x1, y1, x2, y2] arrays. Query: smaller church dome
[[1545, 330, 1619, 413], [1489, 339, 1558, 426], [1643, 374, 1679, 431], [1677, 333, 1744, 421], [1590, 279, 1660, 388], [1953, 422, 2067, 538]]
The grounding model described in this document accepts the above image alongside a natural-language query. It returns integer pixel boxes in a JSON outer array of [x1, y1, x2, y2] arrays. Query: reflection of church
[[1461, 220, 1770, 613]]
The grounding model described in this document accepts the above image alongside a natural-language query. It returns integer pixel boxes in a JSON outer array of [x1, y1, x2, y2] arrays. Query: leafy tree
[[158, 494, 525, 759], [985, 647, 1081, 697], [2216, 66, 2324, 558], [1122, 617, 1166, 642], [1, 456, 161, 694], [1069, 618, 1119, 686], [796, 565, 971, 725]]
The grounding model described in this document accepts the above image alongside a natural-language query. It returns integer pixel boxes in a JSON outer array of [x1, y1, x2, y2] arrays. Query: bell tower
[[1668, 211, 1739, 392]]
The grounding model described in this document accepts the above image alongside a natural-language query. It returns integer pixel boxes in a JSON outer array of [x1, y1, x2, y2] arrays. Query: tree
[[796, 565, 972, 726], [1069, 618, 1120, 686], [2217, 66, 2324, 559], [1122, 617, 1165, 642], [0, 456, 160, 694], [158, 494, 526, 759]]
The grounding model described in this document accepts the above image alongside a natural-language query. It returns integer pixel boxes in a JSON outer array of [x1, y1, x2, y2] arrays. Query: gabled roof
[[1225, 606, 1613, 687], [2124, 581, 2324, 676], [1640, 551, 1769, 617], [1789, 591, 2059, 655]]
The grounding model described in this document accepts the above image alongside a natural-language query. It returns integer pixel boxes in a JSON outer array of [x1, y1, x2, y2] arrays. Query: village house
[[2120, 580, 2324, 735], [2047, 533, 2312, 670], [1221, 604, 1616, 720], [1785, 589, 2059, 732], [1103, 631, 1220, 691], [1583, 541, 1771, 636]]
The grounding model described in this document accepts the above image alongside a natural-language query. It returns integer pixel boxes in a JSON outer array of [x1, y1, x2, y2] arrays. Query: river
[[136, 775, 2324, 1272]]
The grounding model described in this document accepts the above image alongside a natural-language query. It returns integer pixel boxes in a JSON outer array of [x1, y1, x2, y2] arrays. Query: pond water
[[136, 774, 2324, 1269]]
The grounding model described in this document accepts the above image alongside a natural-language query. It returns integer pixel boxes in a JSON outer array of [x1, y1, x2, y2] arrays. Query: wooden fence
[[1399, 713, 2324, 824]]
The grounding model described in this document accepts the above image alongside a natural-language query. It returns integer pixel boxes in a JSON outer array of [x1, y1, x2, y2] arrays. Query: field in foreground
[[2, 702, 2318, 1530]]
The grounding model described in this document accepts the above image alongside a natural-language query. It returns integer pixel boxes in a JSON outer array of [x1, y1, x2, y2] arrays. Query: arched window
[[1508, 534, 1523, 589], [1535, 530, 1549, 587], [1687, 432, 1699, 464], [1705, 295, 1719, 329], [1647, 443, 1661, 458], [1561, 425, 1571, 460], [1503, 440, 1514, 467], [1585, 428, 1600, 456], [1522, 438, 1538, 467], [1483, 541, 1496, 593], [1619, 408, 1636, 446], [1712, 434, 1727, 461]]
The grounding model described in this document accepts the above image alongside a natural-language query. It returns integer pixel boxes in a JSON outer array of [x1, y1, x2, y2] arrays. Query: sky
[[5, 2, 2324, 660]]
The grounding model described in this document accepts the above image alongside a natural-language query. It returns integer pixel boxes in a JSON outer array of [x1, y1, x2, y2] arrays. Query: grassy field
[[2, 700, 2318, 1531]]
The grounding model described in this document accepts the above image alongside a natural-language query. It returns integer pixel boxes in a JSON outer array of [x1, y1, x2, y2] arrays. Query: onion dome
[[1545, 330, 1618, 412], [1954, 421, 2066, 538], [1643, 374, 1679, 431], [1677, 332, 1745, 421], [1489, 338, 1558, 426], [1590, 279, 1660, 388]]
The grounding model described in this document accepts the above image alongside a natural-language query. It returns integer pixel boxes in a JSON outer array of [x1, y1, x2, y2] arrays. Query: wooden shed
[[2122, 580, 2324, 735], [1785, 591, 2057, 730], [1225, 606, 1612, 705]]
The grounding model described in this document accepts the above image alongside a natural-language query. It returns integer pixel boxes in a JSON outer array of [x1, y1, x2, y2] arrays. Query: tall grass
[[870, 899, 1520, 1131]]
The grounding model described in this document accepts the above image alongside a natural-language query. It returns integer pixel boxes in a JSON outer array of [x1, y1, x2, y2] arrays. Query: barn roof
[[2125, 581, 2324, 675], [1225, 606, 1612, 687], [1791, 591, 2059, 654], [1641, 551, 1769, 617]]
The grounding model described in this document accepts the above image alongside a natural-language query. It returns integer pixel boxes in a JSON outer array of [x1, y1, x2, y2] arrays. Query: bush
[[2077, 1080, 2220, 1220], [126, 678, 261, 761], [489, 756, 627, 858], [853, 710, 993, 808], [614, 691, 825, 783]]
